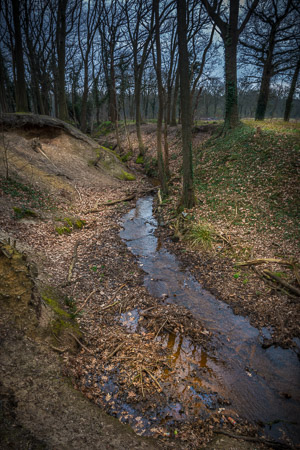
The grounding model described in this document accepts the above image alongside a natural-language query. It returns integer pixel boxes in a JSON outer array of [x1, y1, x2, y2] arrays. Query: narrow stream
[[120, 196, 300, 445]]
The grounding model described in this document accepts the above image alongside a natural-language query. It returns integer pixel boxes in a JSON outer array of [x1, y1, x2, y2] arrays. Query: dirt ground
[[0, 119, 297, 449]]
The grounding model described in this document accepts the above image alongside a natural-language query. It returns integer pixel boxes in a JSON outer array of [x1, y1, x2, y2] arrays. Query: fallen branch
[[236, 258, 293, 267], [50, 345, 67, 353], [101, 282, 127, 311], [214, 430, 292, 449], [84, 188, 157, 214], [67, 241, 81, 282], [142, 366, 162, 391], [67, 331, 93, 354], [140, 369, 145, 397], [106, 342, 125, 360], [154, 319, 168, 339], [263, 270, 300, 297], [84, 194, 135, 213], [77, 289, 97, 313]]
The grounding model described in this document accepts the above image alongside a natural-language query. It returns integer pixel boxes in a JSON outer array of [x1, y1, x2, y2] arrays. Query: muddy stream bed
[[119, 196, 300, 446]]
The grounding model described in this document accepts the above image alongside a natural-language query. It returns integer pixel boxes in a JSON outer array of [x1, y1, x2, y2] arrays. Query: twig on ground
[[67, 241, 81, 282], [154, 319, 168, 339], [142, 366, 162, 391], [67, 331, 93, 354], [101, 282, 127, 311], [140, 369, 145, 397], [77, 289, 97, 312], [263, 269, 300, 297], [50, 345, 67, 353], [236, 258, 294, 267], [106, 342, 125, 360]]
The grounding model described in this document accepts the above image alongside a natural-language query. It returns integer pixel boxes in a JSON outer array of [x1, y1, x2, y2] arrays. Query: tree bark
[[170, 70, 179, 126], [11, 0, 29, 112], [255, 29, 276, 121], [177, 0, 195, 208], [284, 59, 300, 122], [153, 0, 168, 195], [56, 0, 69, 121]]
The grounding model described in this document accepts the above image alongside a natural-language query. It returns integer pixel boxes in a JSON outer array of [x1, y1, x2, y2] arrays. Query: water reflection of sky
[[120, 196, 300, 445]]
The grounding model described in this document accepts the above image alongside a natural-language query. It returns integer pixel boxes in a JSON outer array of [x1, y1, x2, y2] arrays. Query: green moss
[[55, 226, 71, 235], [135, 155, 144, 164], [121, 151, 133, 162], [55, 217, 86, 235], [74, 219, 86, 229], [13, 206, 38, 220], [51, 318, 77, 335], [100, 146, 122, 162], [42, 294, 70, 318], [117, 170, 136, 181]]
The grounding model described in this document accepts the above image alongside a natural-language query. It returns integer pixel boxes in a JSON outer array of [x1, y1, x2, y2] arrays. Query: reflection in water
[[120, 196, 300, 445]]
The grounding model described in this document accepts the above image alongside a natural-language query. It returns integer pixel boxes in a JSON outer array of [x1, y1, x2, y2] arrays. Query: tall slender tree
[[153, 0, 168, 195], [177, 0, 195, 207], [11, 0, 29, 112]]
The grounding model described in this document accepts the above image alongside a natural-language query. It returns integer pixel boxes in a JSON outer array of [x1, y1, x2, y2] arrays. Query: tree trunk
[[135, 76, 145, 155], [284, 59, 300, 122], [177, 0, 195, 208], [81, 61, 89, 132], [170, 70, 179, 126], [0, 51, 10, 112], [56, 0, 68, 121], [255, 64, 273, 121], [153, 0, 168, 195], [12, 0, 29, 112], [255, 30, 275, 121]]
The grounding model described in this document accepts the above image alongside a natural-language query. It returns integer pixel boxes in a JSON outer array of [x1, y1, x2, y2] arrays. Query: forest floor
[[0, 117, 299, 449]]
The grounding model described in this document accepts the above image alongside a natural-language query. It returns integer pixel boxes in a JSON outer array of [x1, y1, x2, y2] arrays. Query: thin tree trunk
[[57, 0, 68, 121], [12, 0, 29, 112], [170, 70, 179, 126], [224, 32, 239, 128], [284, 59, 300, 122], [81, 62, 89, 132], [135, 77, 145, 155], [177, 0, 195, 208], [153, 0, 168, 195]]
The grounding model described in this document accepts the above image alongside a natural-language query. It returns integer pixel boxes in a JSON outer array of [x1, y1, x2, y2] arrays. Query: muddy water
[[120, 196, 300, 445]]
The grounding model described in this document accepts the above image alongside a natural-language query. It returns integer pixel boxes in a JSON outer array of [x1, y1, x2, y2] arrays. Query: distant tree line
[[0, 0, 299, 205]]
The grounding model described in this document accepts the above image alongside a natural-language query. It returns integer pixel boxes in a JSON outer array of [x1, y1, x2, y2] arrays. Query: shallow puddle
[[120, 196, 300, 445]]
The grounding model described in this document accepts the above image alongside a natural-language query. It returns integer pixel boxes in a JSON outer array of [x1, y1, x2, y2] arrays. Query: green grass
[[194, 120, 300, 246], [184, 221, 216, 250]]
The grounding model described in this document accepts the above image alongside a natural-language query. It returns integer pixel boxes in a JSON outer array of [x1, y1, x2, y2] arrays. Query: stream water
[[120, 196, 300, 445]]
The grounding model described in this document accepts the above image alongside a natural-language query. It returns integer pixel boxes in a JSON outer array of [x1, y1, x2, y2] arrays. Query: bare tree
[[124, 0, 154, 156], [153, 0, 168, 194], [201, 0, 259, 129], [78, 0, 100, 132], [177, 0, 195, 207], [240, 0, 299, 121]]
